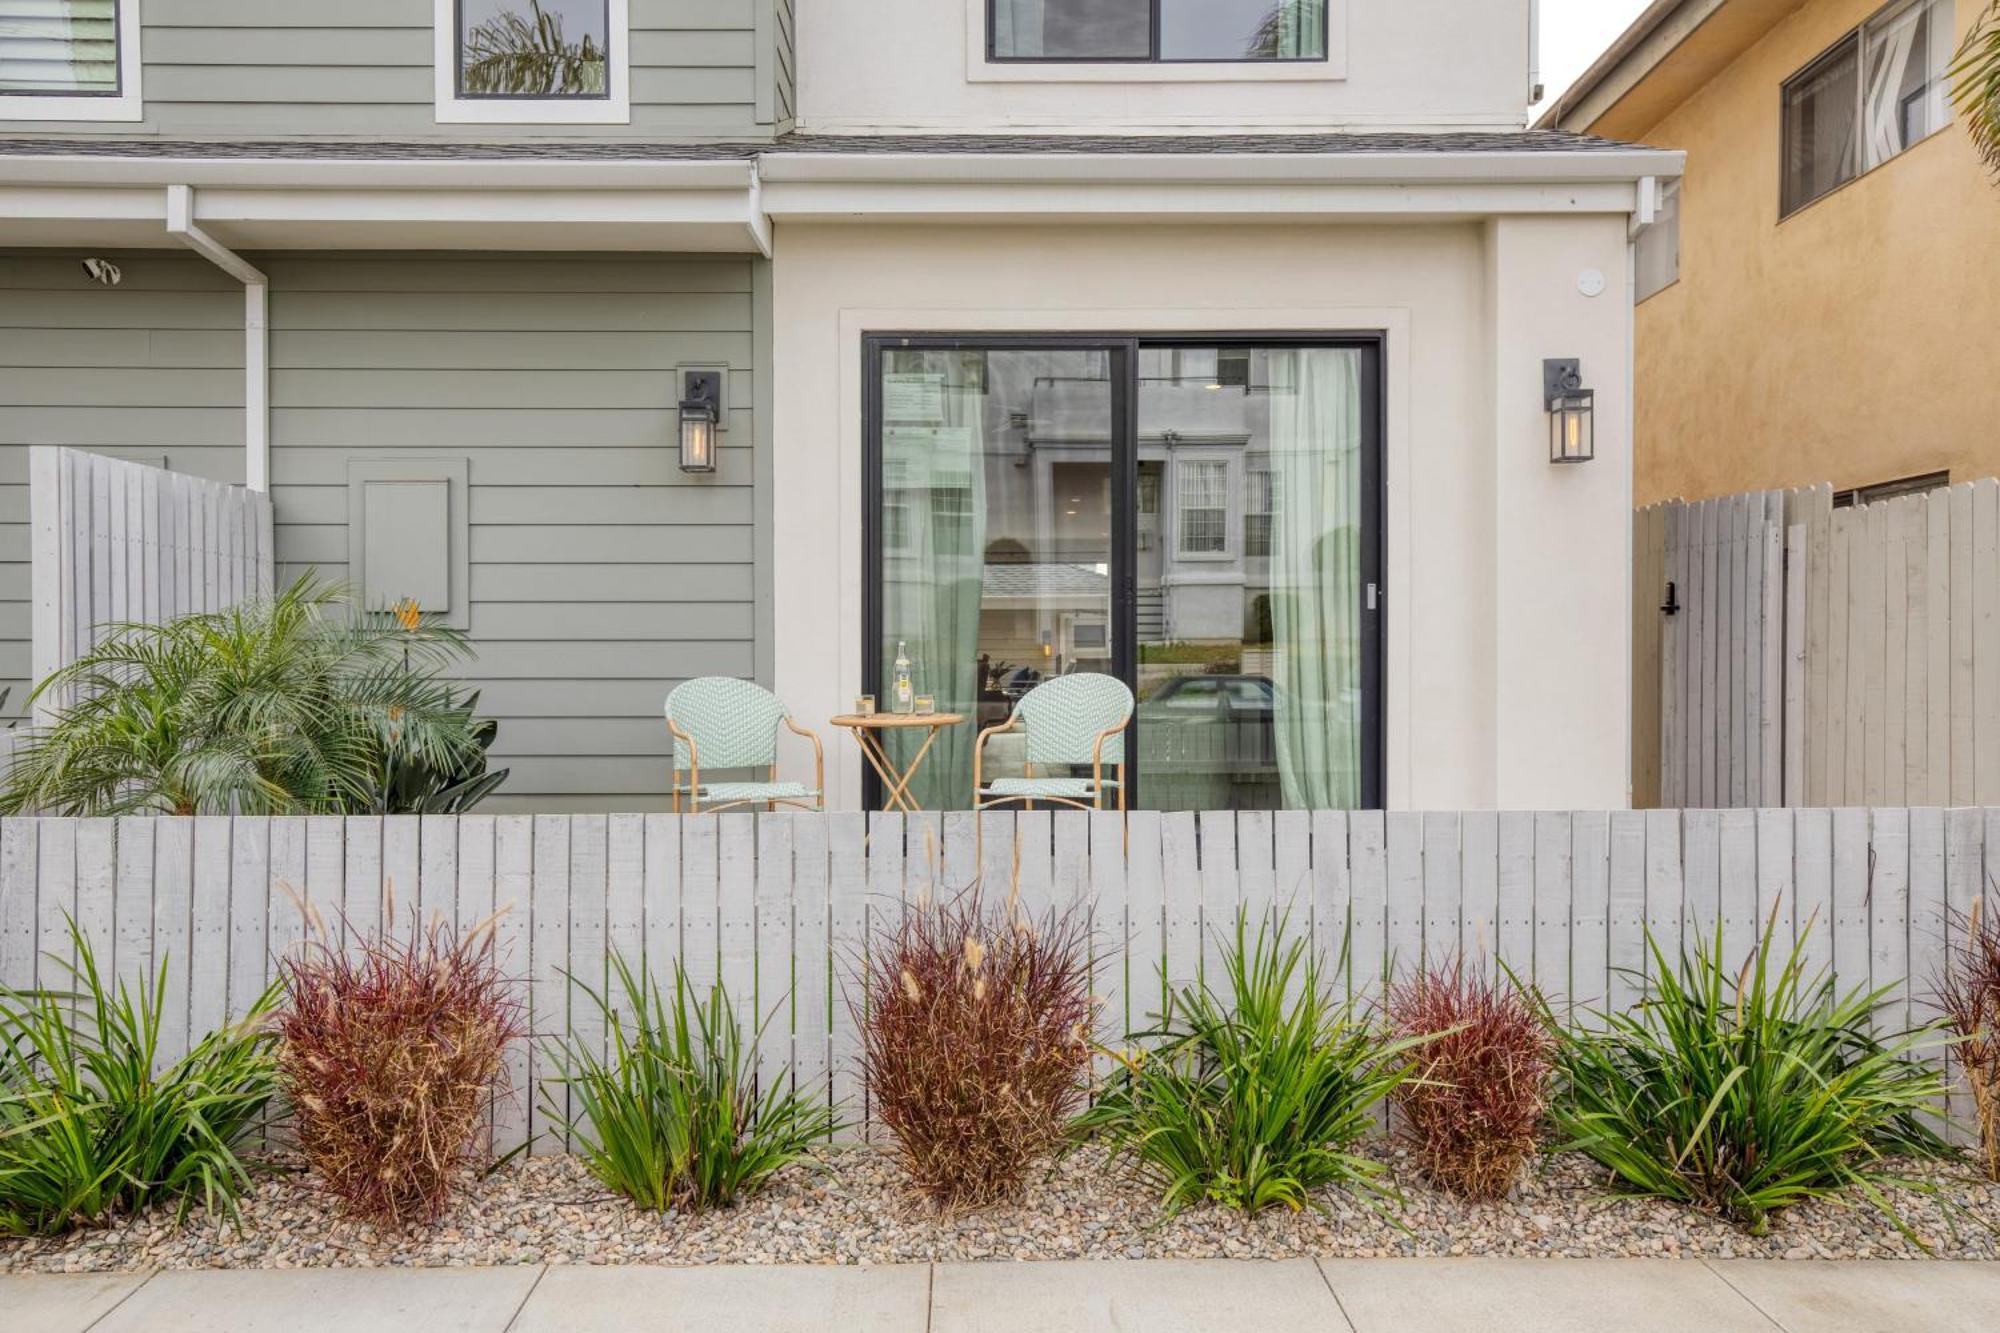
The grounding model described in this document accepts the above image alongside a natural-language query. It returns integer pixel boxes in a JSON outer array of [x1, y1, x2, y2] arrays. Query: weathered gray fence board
[[0, 810, 1987, 1151], [1644, 480, 2000, 810], [29, 447, 273, 724]]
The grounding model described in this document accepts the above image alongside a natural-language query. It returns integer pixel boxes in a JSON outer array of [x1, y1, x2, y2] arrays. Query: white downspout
[[164, 184, 269, 493]]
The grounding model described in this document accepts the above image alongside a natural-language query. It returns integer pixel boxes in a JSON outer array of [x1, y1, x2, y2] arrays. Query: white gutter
[[164, 184, 268, 493]]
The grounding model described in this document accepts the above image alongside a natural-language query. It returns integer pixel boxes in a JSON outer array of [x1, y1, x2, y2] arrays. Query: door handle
[[1365, 582, 1381, 612]]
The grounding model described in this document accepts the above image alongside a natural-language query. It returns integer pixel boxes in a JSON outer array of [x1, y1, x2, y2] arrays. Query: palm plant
[[0, 576, 498, 817], [462, 1, 607, 97], [1956, 3, 2000, 176]]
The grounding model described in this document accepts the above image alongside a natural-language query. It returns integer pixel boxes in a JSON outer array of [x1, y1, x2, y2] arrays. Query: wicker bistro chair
[[973, 674, 1134, 812], [665, 677, 824, 815]]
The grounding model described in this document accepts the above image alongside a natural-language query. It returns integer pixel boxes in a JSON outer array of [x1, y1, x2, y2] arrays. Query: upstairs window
[[436, 0, 629, 124], [990, 0, 1329, 63], [0, 0, 142, 121], [1781, 0, 1952, 217]]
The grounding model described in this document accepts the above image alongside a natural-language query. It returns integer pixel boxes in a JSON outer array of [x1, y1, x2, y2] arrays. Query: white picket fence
[[29, 447, 274, 722], [0, 809, 1990, 1153], [1638, 480, 2000, 812]]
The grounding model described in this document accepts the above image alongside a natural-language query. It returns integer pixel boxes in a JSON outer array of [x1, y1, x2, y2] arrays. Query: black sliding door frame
[[862, 331, 1384, 812]]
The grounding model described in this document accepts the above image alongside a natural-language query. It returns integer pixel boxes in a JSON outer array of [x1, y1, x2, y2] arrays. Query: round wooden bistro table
[[829, 712, 966, 813]]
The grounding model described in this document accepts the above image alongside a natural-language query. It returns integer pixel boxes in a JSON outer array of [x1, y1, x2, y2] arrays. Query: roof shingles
[[0, 129, 1646, 163]]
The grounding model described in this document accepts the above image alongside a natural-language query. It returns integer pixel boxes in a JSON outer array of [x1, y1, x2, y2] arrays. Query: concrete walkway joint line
[[8, 1256, 1999, 1333]]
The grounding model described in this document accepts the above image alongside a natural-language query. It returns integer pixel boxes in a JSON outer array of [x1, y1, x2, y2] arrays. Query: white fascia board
[[759, 179, 1647, 221], [0, 159, 766, 251], [0, 155, 754, 192], [0, 184, 164, 222], [754, 149, 1686, 187]]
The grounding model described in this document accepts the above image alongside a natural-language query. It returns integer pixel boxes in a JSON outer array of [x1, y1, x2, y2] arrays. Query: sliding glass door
[[865, 335, 1380, 813]]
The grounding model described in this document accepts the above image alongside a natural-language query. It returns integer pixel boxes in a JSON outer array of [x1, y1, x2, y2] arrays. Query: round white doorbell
[[1577, 269, 1607, 298]]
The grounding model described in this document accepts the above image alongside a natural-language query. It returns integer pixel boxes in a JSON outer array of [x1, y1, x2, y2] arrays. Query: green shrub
[[0, 575, 506, 817], [1078, 914, 1419, 1215], [0, 921, 279, 1236], [1552, 921, 1951, 1236], [544, 954, 835, 1212]]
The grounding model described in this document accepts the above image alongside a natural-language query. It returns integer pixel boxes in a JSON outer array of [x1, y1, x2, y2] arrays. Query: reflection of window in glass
[[883, 501, 911, 553], [1177, 461, 1229, 556], [459, 0, 610, 97], [1245, 469, 1274, 558], [1138, 471, 1160, 516], [0, 0, 121, 95], [1860, 0, 1951, 169], [931, 488, 973, 525], [990, 0, 1328, 62], [1781, 0, 1951, 217]]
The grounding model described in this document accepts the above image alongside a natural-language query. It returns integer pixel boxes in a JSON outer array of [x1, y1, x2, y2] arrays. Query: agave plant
[[1958, 1, 2000, 176], [0, 576, 500, 817], [462, 0, 608, 97]]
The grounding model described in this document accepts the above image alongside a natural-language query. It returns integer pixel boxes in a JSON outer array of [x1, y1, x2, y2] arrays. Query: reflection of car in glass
[[1140, 674, 1277, 774]]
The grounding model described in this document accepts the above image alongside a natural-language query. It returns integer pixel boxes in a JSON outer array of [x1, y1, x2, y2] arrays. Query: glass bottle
[[893, 641, 914, 714]]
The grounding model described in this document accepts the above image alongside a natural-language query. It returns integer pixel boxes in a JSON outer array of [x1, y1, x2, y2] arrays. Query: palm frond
[[0, 575, 505, 817], [1954, 2, 2000, 177]]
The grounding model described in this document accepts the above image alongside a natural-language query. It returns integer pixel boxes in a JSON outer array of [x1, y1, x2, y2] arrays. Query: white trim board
[[433, 0, 632, 125], [799, 303, 1416, 813]]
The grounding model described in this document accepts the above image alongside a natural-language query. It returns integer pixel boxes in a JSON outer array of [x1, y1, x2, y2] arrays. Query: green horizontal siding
[[0, 249, 764, 809], [4, 0, 777, 139]]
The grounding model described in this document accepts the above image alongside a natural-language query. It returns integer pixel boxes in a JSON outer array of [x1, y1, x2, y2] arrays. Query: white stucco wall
[[769, 216, 1635, 812], [795, 0, 1534, 133]]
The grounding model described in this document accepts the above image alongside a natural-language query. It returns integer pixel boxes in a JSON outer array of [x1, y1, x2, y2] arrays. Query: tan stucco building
[[1543, 0, 2000, 507]]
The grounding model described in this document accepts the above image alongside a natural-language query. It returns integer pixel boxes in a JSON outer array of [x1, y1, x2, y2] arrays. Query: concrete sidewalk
[[6, 1258, 1996, 1332]]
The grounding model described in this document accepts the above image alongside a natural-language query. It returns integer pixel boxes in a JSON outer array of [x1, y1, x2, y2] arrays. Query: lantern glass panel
[[1550, 391, 1594, 464], [680, 407, 717, 473]]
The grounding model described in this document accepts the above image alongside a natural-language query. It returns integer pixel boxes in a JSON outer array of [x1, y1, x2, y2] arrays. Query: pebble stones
[[4, 1148, 1996, 1274]]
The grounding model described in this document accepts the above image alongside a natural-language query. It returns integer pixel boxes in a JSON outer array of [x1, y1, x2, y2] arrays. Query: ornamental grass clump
[[0, 920, 279, 1236], [277, 912, 522, 1227], [859, 888, 1094, 1210], [1553, 917, 1950, 1237], [1940, 897, 2000, 1181], [1079, 914, 1422, 1216], [1386, 961, 1553, 1200], [547, 954, 835, 1212]]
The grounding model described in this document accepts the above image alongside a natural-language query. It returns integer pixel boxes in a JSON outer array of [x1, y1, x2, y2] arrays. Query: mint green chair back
[[665, 677, 790, 771], [1015, 674, 1133, 767]]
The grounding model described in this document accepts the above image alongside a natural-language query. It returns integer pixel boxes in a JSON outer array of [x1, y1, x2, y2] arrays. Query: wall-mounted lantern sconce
[[678, 368, 722, 474], [1544, 358, 1595, 465]]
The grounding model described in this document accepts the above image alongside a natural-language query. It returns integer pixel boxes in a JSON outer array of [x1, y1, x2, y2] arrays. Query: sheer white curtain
[[1268, 348, 1364, 810], [881, 353, 988, 809], [993, 0, 1047, 57]]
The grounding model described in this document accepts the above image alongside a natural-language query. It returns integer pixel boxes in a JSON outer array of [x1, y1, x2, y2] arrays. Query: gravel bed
[[5, 1146, 1997, 1273]]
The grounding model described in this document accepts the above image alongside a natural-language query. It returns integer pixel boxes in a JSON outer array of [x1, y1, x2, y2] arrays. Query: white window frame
[[0, 0, 144, 122], [434, 0, 631, 125], [967, 0, 1348, 83]]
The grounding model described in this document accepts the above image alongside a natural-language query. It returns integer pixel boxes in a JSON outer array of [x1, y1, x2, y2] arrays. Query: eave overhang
[[0, 140, 1687, 250]]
